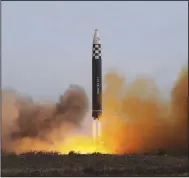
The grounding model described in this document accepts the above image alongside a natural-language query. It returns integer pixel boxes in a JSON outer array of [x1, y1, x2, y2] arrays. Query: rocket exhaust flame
[[92, 119, 103, 153], [92, 120, 101, 140]]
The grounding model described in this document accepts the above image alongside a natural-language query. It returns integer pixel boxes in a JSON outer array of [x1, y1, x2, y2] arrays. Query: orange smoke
[[101, 67, 188, 154], [1, 67, 188, 155]]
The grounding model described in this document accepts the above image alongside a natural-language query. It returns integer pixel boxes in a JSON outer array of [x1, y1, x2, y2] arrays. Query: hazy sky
[[2, 1, 188, 100]]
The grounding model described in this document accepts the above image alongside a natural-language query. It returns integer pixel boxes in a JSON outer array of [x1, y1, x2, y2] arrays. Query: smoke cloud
[[2, 85, 89, 153], [101, 67, 188, 155], [1, 66, 188, 155]]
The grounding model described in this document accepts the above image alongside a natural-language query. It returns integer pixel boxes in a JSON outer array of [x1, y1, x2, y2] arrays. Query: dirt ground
[[1, 152, 188, 176]]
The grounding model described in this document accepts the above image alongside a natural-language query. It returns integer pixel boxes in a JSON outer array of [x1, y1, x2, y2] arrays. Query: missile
[[92, 29, 102, 120]]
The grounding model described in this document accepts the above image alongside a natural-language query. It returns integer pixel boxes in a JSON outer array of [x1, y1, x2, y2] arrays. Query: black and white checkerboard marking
[[93, 44, 101, 60]]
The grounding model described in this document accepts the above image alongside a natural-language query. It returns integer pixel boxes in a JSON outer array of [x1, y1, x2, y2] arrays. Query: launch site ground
[[1, 152, 188, 176]]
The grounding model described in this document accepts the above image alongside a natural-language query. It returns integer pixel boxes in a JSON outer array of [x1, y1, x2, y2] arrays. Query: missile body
[[92, 29, 102, 120]]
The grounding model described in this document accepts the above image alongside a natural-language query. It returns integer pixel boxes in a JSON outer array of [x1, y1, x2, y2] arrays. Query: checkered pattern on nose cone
[[92, 44, 101, 60]]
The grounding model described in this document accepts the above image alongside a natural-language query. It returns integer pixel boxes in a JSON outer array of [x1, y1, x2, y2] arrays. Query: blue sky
[[2, 1, 188, 100]]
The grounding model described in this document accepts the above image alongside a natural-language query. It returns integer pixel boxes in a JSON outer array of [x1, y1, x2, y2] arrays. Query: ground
[[1, 152, 188, 176]]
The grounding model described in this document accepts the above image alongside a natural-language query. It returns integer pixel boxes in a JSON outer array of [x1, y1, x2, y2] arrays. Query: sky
[[2, 1, 188, 101]]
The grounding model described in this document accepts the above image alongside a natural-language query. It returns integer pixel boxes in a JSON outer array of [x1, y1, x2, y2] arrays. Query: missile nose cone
[[93, 29, 100, 44]]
